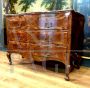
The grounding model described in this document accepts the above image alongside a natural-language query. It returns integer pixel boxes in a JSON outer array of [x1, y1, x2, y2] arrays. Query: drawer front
[[7, 30, 68, 47], [30, 43, 67, 63], [6, 13, 70, 31], [25, 13, 69, 30], [27, 30, 68, 46], [8, 41, 30, 51], [7, 30, 30, 42]]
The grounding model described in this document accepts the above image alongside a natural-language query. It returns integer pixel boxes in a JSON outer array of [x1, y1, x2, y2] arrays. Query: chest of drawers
[[6, 10, 84, 80]]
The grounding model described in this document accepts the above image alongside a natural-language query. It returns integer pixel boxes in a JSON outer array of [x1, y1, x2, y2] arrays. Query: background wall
[[73, 0, 90, 57], [0, 0, 4, 50]]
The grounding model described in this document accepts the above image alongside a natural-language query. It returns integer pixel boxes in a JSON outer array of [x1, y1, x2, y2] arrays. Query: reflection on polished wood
[[0, 51, 90, 88]]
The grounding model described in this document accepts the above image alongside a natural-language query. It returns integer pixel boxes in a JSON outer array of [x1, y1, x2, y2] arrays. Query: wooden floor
[[0, 51, 90, 88]]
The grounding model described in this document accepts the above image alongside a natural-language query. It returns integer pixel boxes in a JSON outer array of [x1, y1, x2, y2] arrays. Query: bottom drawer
[[30, 52, 67, 64], [30, 44, 67, 63], [7, 42, 68, 64]]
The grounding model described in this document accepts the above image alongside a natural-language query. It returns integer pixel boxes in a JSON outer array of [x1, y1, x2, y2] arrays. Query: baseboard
[[81, 56, 90, 67], [82, 56, 90, 59], [0, 47, 7, 51]]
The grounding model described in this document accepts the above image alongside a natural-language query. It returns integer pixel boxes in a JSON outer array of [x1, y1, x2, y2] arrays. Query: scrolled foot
[[65, 65, 70, 81], [7, 53, 12, 65], [65, 75, 70, 81], [74, 64, 80, 69]]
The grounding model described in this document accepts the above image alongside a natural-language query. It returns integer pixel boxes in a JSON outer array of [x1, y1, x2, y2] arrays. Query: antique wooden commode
[[5, 10, 85, 80]]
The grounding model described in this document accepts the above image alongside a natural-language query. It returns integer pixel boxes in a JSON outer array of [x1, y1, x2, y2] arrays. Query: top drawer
[[6, 12, 71, 30]]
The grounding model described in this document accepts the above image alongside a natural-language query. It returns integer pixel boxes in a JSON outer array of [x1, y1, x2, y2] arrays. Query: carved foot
[[73, 59, 80, 69], [65, 74, 70, 81], [74, 64, 80, 69], [65, 65, 70, 81], [71, 53, 81, 69], [7, 53, 12, 65]]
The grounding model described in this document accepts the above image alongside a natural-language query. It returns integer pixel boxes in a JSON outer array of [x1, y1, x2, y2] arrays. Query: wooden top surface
[[5, 9, 74, 16]]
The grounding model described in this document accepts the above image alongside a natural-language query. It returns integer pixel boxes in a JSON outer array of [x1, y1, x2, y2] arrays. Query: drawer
[[30, 43, 67, 63], [27, 30, 68, 46], [6, 15, 26, 28], [8, 41, 30, 51], [7, 30, 30, 42], [7, 30, 68, 46]]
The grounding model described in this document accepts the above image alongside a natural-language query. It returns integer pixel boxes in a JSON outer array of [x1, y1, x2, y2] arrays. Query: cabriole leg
[[7, 53, 12, 65], [65, 65, 70, 81]]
